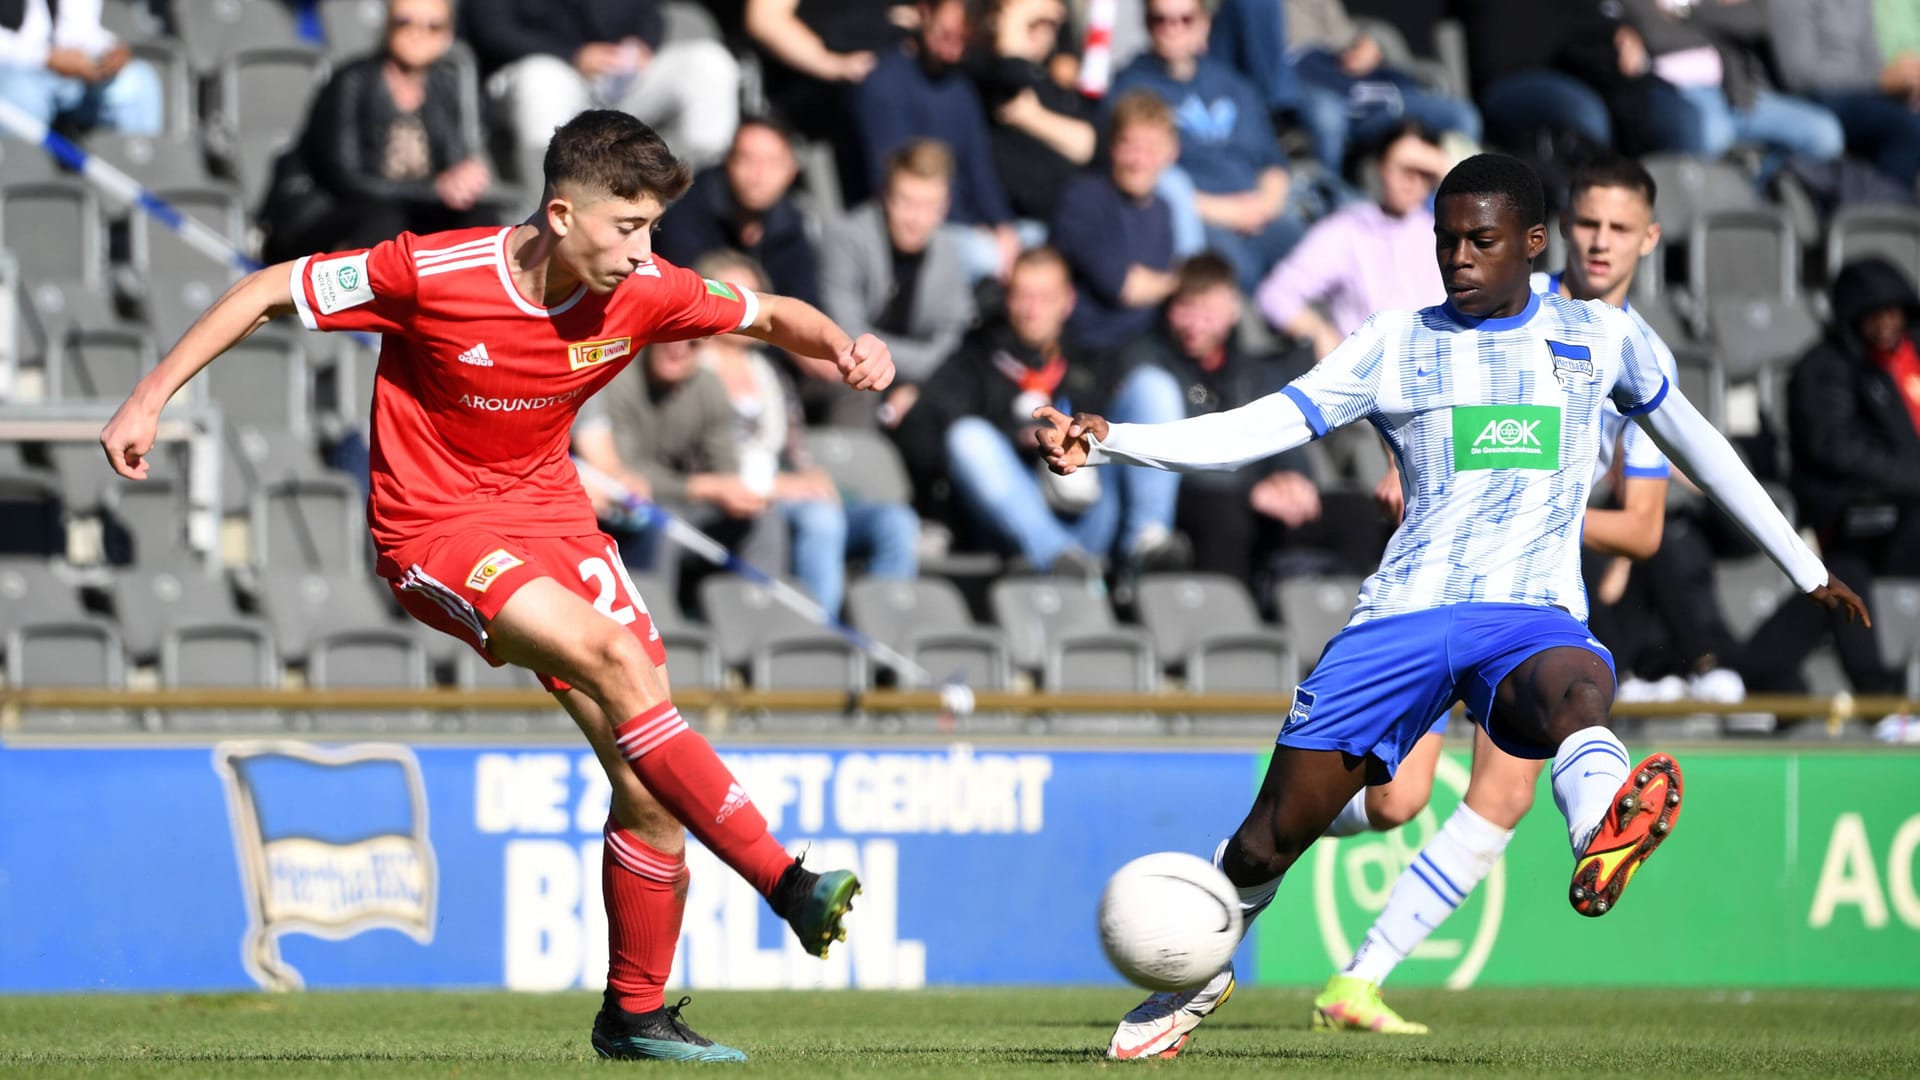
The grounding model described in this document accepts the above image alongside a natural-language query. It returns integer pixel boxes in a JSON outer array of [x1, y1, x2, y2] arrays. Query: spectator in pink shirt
[[1254, 122, 1448, 358]]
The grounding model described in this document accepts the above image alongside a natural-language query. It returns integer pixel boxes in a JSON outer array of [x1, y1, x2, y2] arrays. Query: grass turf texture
[[2, 988, 1916, 1077]]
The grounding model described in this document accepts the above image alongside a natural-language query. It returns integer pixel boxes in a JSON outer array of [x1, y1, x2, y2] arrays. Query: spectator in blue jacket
[[654, 116, 820, 308], [1111, 0, 1303, 291], [854, 0, 1021, 280]]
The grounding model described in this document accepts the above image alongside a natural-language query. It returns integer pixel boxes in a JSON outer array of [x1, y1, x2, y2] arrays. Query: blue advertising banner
[[0, 740, 1258, 992]]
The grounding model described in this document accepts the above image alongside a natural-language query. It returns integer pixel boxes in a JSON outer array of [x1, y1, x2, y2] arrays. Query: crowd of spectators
[[6, 0, 1920, 702]]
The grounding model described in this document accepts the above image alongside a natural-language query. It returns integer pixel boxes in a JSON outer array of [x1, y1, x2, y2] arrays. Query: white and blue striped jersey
[[1282, 291, 1671, 626], [1531, 271, 1674, 488]]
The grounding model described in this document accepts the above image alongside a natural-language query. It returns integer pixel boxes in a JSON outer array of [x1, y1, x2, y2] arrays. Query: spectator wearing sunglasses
[[260, 0, 497, 263]]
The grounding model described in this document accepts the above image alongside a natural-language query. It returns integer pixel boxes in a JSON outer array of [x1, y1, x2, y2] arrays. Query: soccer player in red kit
[[100, 111, 893, 1062]]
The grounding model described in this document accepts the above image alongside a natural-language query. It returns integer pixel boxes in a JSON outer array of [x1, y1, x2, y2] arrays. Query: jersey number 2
[[579, 546, 651, 626]]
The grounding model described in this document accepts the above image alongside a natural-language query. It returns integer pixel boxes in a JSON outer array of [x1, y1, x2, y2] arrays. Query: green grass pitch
[[2, 988, 1916, 1077]]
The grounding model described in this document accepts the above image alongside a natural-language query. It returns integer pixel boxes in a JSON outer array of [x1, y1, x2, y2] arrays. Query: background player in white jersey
[[1037, 154, 1870, 1061]]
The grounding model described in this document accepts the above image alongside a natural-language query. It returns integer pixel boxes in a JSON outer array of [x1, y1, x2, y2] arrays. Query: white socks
[[1340, 802, 1514, 985], [1549, 726, 1633, 854], [1212, 838, 1281, 930], [1323, 789, 1374, 837]]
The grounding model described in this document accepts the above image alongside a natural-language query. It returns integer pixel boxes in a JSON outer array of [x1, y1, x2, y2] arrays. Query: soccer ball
[[1097, 851, 1243, 992]]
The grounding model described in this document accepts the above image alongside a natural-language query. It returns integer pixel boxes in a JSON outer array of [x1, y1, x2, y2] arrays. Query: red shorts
[[386, 530, 666, 692]]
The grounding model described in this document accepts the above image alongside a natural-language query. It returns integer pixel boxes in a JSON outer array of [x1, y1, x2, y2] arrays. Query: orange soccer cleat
[[1569, 753, 1683, 917]]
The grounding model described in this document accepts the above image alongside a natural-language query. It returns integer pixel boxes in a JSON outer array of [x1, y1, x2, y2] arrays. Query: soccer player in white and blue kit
[[1040, 154, 1870, 1061]]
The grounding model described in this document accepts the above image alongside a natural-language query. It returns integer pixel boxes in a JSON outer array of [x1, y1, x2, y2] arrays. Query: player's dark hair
[[1173, 252, 1238, 299], [1435, 153, 1546, 230], [1567, 154, 1658, 209], [544, 109, 691, 203]]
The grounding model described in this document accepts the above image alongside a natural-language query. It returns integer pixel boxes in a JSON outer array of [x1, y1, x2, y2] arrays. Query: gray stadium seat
[[1135, 572, 1290, 670], [454, 652, 571, 734], [7, 619, 135, 732], [626, 570, 690, 634], [87, 133, 212, 196], [0, 473, 65, 557], [1273, 575, 1362, 671], [212, 47, 328, 206], [1, 179, 107, 290], [1041, 629, 1161, 735], [47, 324, 158, 402], [126, 37, 197, 140], [158, 619, 286, 732], [661, 626, 726, 691], [306, 627, 434, 733], [988, 575, 1116, 673], [258, 568, 397, 662], [748, 633, 869, 732], [1714, 555, 1794, 639], [1688, 208, 1797, 312], [317, 0, 386, 59], [174, 0, 306, 72], [253, 475, 362, 572], [848, 575, 974, 646], [1642, 154, 1762, 248], [0, 558, 85, 648], [131, 184, 247, 346], [1826, 204, 1920, 283], [0, 139, 64, 185], [1873, 578, 1920, 696], [1705, 296, 1821, 426], [112, 560, 238, 662], [102, 477, 195, 565], [699, 574, 826, 667], [1187, 635, 1296, 694], [803, 426, 914, 506]]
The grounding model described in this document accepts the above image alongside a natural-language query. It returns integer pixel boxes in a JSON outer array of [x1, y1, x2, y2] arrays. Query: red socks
[[602, 821, 685, 1014], [613, 702, 794, 898]]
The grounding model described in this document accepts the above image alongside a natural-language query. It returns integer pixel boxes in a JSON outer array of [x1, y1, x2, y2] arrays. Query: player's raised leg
[[1488, 645, 1683, 917], [488, 577, 860, 954], [1315, 726, 1540, 1034], [548, 686, 747, 1062]]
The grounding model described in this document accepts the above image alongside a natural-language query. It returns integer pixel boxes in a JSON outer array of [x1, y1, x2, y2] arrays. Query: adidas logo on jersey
[[716, 782, 752, 825], [457, 343, 493, 367]]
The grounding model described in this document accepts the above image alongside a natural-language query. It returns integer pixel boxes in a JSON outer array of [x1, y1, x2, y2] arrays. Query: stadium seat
[[1714, 555, 1795, 639], [1135, 572, 1292, 675], [46, 324, 158, 403], [1351, 16, 1456, 94], [158, 619, 287, 732], [174, 0, 306, 73], [1704, 296, 1820, 435], [1186, 634, 1296, 694], [258, 568, 397, 663], [306, 627, 435, 733], [112, 559, 240, 662], [1873, 578, 1920, 696], [7, 619, 136, 733], [624, 570, 690, 635], [125, 37, 198, 141], [1826, 204, 1920, 284], [0, 558, 86, 649], [847, 574, 976, 642], [130, 184, 247, 346], [317, 0, 386, 59], [661, 626, 727, 691], [748, 633, 870, 732], [1272, 574, 1363, 671], [210, 47, 329, 207], [253, 475, 363, 572], [454, 652, 571, 734], [0, 179, 109, 294], [1688, 207, 1798, 312], [101, 476, 195, 565], [1041, 629, 1161, 735], [802, 426, 915, 506], [988, 575, 1118, 673], [1642, 154, 1762, 250], [0, 473, 66, 557], [87, 133, 212, 198], [698, 574, 828, 668], [0, 140, 64, 186]]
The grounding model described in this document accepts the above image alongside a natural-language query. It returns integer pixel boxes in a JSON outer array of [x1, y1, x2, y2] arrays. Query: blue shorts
[[1277, 603, 1614, 777]]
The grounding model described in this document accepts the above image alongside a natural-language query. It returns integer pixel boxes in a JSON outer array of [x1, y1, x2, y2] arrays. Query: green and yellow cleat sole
[[795, 869, 861, 959], [591, 1031, 748, 1062]]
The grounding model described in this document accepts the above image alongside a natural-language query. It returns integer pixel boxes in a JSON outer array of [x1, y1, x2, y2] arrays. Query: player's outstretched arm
[[1636, 390, 1871, 626], [1034, 388, 1320, 475], [100, 263, 300, 480], [739, 292, 895, 393]]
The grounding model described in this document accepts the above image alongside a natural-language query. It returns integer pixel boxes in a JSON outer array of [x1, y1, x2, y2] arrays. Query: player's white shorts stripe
[[417, 255, 499, 278], [401, 565, 487, 644], [736, 284, 760, 331], [288, 256, 317, 330], [413, 235, 499, 264]]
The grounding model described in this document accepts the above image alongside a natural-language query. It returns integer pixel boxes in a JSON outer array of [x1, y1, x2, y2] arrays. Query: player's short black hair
[[1434, 153, 1546, 230], [1173, 252, 1238, 299], [1567, 155, 1658, 209], [545, 109, 692, 204]]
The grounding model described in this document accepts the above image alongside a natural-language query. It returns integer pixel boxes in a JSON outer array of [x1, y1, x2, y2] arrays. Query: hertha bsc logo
[[567, 336, 633, 371]]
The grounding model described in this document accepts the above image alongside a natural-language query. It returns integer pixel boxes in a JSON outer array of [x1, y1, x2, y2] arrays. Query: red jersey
[[290, 226, 756, 576]]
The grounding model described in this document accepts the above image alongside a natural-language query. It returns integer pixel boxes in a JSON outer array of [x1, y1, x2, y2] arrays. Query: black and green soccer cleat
[[772, 858, 861, 959], [591, 993, 746, 1062]]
